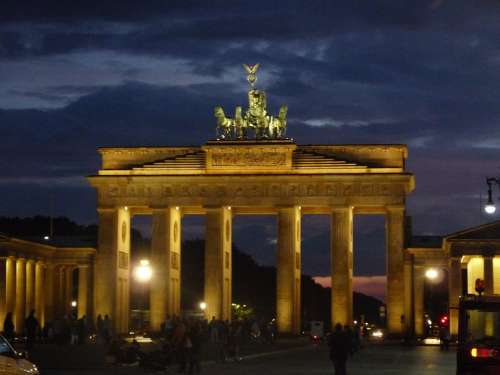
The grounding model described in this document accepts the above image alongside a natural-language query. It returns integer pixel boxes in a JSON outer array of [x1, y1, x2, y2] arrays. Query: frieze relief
[[105, 181, 404, 199], [211, 152, 287, 166]]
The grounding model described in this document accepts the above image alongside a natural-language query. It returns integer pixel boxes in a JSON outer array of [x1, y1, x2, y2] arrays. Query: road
[[43, 343, 456, 375]]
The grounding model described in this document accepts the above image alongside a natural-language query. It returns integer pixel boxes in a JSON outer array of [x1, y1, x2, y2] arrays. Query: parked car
[[0, 335, 39, 374]]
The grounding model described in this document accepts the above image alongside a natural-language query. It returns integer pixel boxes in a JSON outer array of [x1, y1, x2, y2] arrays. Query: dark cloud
[[2, 1, 500, 279]]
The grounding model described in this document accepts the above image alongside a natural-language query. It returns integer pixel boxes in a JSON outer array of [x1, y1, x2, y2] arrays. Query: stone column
[[44, 263, 56, 323], [77, 265, 90, 319], [0, 258, 6, 326], [150, 207, 182, 331], [65, 266, 74, 316], [330, 206, 353, 328], [484, 256, 494, 295], [35, 261, 45, 326], [6, 257, 16, 319], [404, 256, 414, 336], [56, 266, 66, 317], [94, 207, 131, 334], [25, 260, 36, 315], [413, 265, 425, 337], [277, 206, 302, 334], [204, 206, 232, 321], [386, 206, 406, 336], [449, 257, 462, 337], [15, 258, 26, 334]]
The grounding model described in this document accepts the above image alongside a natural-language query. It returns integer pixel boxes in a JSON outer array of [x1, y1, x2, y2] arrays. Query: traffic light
[[440, 314, 449, 327]]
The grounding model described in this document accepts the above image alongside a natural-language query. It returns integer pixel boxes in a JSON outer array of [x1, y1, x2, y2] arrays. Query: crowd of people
[[103, 315, 278, 373], [2, 309, 102, 348]]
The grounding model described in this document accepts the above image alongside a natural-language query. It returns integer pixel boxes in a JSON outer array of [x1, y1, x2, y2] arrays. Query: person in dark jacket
[[25, 310, 39, 350], [3, 312, 15, 341], [188, 322, 202, 374], [328, 323, 349, 375]]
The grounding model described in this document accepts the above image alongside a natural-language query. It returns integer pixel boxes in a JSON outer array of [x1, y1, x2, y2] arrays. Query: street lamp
[[425, 268, 439, 281], [199, 301, 207, 311], [484, 177, 500, 214], [134, 259, 152, 282], [134, 259, 152, 330]]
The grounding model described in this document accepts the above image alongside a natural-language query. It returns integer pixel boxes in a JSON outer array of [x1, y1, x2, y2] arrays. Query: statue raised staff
[[213, 64, 289, 141]]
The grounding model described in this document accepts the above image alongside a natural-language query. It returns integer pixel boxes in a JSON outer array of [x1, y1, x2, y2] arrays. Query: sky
[[2, 0, 500, 300]]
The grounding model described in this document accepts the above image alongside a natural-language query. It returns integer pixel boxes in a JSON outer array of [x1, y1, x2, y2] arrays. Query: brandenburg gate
[[87, 65, 415, 335]]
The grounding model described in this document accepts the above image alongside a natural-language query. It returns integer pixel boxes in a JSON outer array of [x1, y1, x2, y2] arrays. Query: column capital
[[151, 205, 181, 213], [330, 205, 353, 213], [386, 205, 406, 213], [26, 259, 36, 265]]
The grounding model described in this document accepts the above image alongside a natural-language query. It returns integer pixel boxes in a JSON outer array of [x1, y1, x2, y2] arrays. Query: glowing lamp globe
[[134, 259, 152, 282], [425, 268, 439, 280], [485, 204, 496, 215]]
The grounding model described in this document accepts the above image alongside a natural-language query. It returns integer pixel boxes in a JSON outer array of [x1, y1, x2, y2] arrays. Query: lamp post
[[133, 259, 152, 330], [484, 177, 500, 214]]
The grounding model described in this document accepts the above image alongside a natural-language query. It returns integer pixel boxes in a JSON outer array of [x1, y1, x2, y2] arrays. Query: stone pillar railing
[[77, 265, 90, 319], [204, 206, 232, 321], [15, 258, 26, 334], [413, 265, 424, 337], [277, 206, 302, 334], [0, 258, 6, 325], [95, 206, 131, 334], [44, 263, 56, 323], [6, 257, 16, 320], [330, 206, 353, 328], [26, 259, 36, 315], [449, 257, 462, 337], [35, 261, 45, 326], [386, 205, 406, 336], [150, 206, 182, 331], [484, 256, 494, 295]]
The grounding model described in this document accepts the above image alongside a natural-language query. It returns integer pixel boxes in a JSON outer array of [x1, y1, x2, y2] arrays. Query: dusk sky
[[2, 0, 500, 300]]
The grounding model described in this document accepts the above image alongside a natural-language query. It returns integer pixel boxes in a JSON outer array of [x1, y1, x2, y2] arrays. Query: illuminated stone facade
[[88, 140, 415, 335], [407, 220, 500, 337], [0, 235, 94, 333]]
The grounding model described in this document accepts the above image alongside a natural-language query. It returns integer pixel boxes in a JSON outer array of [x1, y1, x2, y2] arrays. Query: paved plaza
[[39, 343, 456, 375]]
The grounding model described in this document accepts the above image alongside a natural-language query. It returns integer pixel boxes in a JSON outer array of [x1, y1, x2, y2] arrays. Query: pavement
[[28, 339, 457, 374]]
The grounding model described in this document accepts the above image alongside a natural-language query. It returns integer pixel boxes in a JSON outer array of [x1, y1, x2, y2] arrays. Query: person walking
[[3, 312, 15, 341], [188, 322, 202, 374], [25, 310, 39, 350], [328, 323, 349, 375]]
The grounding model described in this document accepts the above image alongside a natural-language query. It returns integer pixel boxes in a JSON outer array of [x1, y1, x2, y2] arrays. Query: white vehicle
[[310, 321, 325, 340], [0, 336, 39, 374]]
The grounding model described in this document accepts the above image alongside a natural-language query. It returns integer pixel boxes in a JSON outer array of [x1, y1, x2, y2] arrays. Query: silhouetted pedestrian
[[3, 312, 15, 341], [328, 323, 349, 375], [25, 310, 39, 350]]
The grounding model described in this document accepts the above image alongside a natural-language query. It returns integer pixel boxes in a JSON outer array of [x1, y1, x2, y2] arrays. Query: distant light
[[353, 320, 358, 325], [425, 268, 439, 280], [175, 206, 180, 211], [423, 337, 441, 345], [227, 206, 232, 210], [199, 302, 207, 311], [372, 330, 383, 338], [124, 206, 128, 211], [485, 204, 496, 214], [43, 235, 50, 240], [71, 301, 77, 307], [134, 259, 152, 282], [427, 319, 432, 326]]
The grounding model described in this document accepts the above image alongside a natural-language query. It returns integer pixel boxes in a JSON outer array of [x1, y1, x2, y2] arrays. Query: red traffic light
[[440, 315, 449, 326]]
